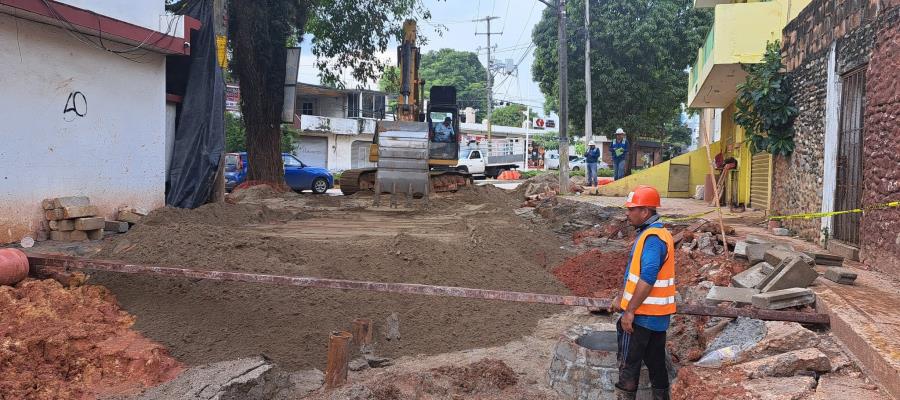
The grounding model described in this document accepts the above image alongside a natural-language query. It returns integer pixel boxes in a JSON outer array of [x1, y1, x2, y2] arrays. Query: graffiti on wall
[[63, 91, 87, 121]]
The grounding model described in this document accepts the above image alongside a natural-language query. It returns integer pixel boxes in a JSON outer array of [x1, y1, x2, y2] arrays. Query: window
[[470, 151, 481, 159], [283, 155, 302, 167], [356, 93, 386, 119], [301, 102, 314, 115], [347, 94, 359, 118], [361, 94, 375, 118]]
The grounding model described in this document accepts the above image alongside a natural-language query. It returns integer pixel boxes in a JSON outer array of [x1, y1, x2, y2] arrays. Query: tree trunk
[[228, 1, 295, 186]]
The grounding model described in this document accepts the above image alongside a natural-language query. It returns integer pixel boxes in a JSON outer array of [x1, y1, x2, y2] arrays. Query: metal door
[[750, 152, 772, 211], [295, 136, 328, 168], [834, 66, 866, 245]]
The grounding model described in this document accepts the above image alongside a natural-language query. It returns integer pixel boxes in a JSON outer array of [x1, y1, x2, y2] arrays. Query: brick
[[50, 230, 88, 242], [105, 220, 130, 233], [752, 288, 816, 310], [735, 347, 830, 378], [118, 210, 143, 224], [49, 219, 75, 231], [86, 229, 104, 241], [74, 217, 104, 231], [823, 267, 858, 284], [731, 263, 771, 288], [62, 205, 98, 219], [705, 286, 758, 305], [52, 196, 90, 208], [747, 243, 776, 264], [44, 208, 65, 221], [759, 258, 820, 293]]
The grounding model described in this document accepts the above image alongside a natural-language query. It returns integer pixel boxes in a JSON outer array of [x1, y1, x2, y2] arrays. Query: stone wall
[[860, 6, 900, 277], [772, 0, 880, 241]]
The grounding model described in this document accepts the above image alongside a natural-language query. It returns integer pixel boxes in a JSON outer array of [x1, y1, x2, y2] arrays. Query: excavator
[[338, 20, 471, 196]]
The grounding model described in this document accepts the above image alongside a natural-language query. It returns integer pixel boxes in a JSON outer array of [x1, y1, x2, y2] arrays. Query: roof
[[636, 140, 663, 149], [296, 82, 388, 98]]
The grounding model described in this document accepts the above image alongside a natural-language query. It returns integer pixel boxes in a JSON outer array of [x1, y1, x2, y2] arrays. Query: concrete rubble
[[752, 288, 816, 310], [757, 257, 819, 293], [734, 347, 831, 378], [730, 263, 771, 288], [824, 267, 858, 284], [705, 286, 758, 305]]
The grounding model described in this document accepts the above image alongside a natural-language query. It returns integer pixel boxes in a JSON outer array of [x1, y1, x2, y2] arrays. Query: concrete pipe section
[[0, 248, 29, 285]]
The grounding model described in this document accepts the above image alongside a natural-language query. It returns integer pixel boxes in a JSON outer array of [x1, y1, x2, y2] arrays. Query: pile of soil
[[303, 359, 553, 400], [551, 249, 630, 299], [513, 173, 582, 198], [0, 279, 182, 399], [533, 197, 621, 234], [671, 366, 750, 400], [89, 187, 571, 371]]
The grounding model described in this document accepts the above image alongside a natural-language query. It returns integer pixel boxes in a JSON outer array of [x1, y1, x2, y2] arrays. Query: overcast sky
[[297, 0, 552, 117]]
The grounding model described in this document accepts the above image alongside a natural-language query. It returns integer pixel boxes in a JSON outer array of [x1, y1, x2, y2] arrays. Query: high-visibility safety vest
[[619, 226, 677, 316]]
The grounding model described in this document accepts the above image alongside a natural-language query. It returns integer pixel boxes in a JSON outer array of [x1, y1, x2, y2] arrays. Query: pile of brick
[[40, 196, 105, 242], [705, 235, 854, 310]]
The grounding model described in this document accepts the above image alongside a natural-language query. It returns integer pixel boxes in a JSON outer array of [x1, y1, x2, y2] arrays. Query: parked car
[[546, 152, 608, 171], [225, 152, 334, 194]]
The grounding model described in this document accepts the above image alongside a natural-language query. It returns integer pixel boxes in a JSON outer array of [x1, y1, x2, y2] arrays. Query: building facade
[[0, 0, 195, 243]]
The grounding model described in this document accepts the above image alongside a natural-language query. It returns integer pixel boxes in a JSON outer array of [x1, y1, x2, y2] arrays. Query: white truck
[[454, 141, 524, 179]]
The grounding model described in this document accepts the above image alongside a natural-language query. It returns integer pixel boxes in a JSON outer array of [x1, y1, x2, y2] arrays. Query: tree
[[532, 0, 711, 164], [225, 112, 294, 153], [490, 104, 530, 127], [420, 49, 489, 121], [734, 41, 797, 156], [227, 0, 434, 185]]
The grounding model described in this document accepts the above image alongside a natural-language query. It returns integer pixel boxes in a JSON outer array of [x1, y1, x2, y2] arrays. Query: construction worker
[[611, 128, 629, 180], [609, 185, 674, 400], [433, 116, 455, 143], [585, 141, 601, 187]]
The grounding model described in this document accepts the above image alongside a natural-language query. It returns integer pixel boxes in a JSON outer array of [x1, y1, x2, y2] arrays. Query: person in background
[[611, 128, 629, 180], [584, 141, 601, 187], [433, 117, 455, 143]]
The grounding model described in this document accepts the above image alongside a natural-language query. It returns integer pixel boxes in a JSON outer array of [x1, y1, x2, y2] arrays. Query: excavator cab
[[425, 86, 459, 165]]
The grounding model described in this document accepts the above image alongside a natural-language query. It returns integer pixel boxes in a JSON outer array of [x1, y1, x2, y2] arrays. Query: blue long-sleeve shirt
[[610, 139, 628, 161], [585, 147, 601, 163], [622, 214, 671, 332]]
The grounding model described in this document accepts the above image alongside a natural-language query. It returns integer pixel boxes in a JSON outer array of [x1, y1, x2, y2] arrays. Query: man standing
[[584, 141, 601, 187], [609, 185, 674, 400], [610, 128, 629, 180]]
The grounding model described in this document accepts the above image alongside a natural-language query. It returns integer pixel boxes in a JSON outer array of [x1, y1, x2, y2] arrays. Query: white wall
[[331, 134, 375, 171], [821, 44, 841, 242], [0, 14, 167, 243], [58, 0, 165, 32]]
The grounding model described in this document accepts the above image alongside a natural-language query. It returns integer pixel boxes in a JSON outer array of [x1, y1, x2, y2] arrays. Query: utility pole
[[474, 16, 501, 144], [584, 0, 592, 146]]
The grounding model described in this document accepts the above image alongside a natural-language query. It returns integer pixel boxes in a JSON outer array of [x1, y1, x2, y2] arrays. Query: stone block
[[731, 263, 770, 288], [41, 199, 56, 210], [62, 205, 99, 219], [745, 234, 772, 244], [749, 321, 820, 355], [45, 208, 65, 221], [53, 196, 90, 208], [105, 220, 130, 233], [759, 258, 819, 293], [86, 229, 104, 241], [746, 243, 776, 264], [764, 248, 804, 267], [752, 288, 816, 310], [50, 230, 88, 242], [118, 210, 143, 224], [49, 219, 75, 231], [827, 240, 860, 261], [735, 347, 831, 378], [74, 217, 104, 231], [35, 229, 49, 242], [823, 267, 858, 284], [772, 227, 791, 236], [705, 286, 758, 305], [804, 251, 844, 266], [734, 241, 749, 258]]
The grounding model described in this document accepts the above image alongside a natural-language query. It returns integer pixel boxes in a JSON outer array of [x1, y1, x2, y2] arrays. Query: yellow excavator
[[339, 20, 471, 196]]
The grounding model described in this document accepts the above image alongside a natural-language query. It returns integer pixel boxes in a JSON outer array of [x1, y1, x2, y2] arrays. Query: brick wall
[[772, 0, 879, 240], [860, 6, 900, 277]]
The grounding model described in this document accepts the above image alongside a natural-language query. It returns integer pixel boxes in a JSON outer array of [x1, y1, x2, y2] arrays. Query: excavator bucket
[[374, 121, 430, 206]]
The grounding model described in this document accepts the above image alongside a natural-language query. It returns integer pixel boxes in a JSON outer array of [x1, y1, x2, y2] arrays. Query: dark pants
[[616, 319, 669, 391]]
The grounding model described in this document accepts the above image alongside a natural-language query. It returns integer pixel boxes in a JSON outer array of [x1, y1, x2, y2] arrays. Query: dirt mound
[[514, 173, 582, 198], [227, 183, 298, 204], [304, 359, 553, 400], [552, 249, 630, 299], [141, 202, 296, 227], [0, 279, 182, 399], [534, 197, 621, 234]]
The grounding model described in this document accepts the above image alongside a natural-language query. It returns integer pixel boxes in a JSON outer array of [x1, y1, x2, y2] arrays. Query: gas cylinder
[[0, 248, 29, 285]]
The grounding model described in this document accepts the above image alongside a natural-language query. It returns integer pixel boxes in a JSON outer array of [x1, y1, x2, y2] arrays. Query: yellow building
[[600, 0, 810, 211]]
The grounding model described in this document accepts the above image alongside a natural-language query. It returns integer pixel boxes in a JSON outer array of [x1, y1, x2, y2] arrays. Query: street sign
[[536, 118, 545, 128]]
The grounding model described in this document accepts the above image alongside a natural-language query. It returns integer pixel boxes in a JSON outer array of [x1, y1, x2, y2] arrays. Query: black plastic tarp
[[166, 0, 225, 208]]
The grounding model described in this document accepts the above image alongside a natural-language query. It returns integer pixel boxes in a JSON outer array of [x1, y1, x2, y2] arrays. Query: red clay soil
[[671, 366, 751, 400], [552, 249, 630, 299], [0, 279, 182, 399]]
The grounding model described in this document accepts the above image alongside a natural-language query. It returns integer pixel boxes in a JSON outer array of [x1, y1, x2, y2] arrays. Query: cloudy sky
[[297, 0, 552, 117]]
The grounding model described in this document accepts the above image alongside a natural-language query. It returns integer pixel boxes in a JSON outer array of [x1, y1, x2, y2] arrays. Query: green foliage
[[420, 49, 488, 120], [664, 119, 693, 147], [225, 113, 293, 153], [734, 41, 798, 156], [574, 141, 586, 156], [491, 104, 530, 127], [531, 131, 560, 151], [378, 65, 401, 94], [521, 170, 552, 179], [598, 168, 614, 178], [532, 0, 712, 139]]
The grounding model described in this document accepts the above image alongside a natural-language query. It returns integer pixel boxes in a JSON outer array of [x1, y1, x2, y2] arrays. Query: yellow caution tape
[[768, 201, 900, 221], [660, 210, 716, 222]]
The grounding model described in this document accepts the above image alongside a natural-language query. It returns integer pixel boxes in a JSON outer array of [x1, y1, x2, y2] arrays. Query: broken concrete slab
[[752, 288, 816, 310], [705, 317, 767, 355], [742, 376, 816, 399], [731, 263, 770, 288], [805, 251, 844, 266], [706, 286, 759, 305], [104, 220, 130, 233], [748, 321, 820, 355], [824, 267, 858, 285], [74, 217, 104, 231], [118, 210, 143, 224], [772, 227, 791, 236], [827, 240, 860, 261], [735, 347, 831, 378], [746, 243, 777, 264], [734, 241, 749, 258], [764, 248, 806, 268], [758, 258, 819, 293]]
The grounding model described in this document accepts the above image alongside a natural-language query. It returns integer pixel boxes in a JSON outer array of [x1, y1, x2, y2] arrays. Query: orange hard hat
[[625, 185, 661, 208]]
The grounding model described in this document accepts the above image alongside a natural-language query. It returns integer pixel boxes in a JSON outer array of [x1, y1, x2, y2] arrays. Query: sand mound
[[0, 279, 182, 399], [141, 202, 296, 227]]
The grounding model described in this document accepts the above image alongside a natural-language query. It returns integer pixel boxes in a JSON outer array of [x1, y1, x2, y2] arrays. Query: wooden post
[[351, 318, 374, 354], [325, 331, 352, 388]]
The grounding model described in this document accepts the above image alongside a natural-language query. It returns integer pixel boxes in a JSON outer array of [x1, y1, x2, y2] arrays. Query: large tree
[[532, 0, 711, 152], [228, 0, 434, 185], [491, 103, 538, 127]]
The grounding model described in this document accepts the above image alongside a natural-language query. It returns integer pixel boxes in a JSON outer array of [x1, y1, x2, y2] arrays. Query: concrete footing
[[824, 268, 858, 284], [751, 288, 816, 310]]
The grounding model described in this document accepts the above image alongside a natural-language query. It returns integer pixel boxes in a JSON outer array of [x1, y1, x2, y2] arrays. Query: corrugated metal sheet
[[750, 152, 771, 210]]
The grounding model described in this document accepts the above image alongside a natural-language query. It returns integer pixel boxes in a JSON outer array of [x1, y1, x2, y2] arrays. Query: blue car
[[225, 152, 334, 194]]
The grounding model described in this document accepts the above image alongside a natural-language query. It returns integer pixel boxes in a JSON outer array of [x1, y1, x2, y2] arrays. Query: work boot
[[614, 387, 637, 400], [652, 387, 670, 400]]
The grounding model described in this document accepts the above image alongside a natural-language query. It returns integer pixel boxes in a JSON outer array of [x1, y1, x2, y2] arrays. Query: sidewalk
[[567, 194, 900, 399]]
